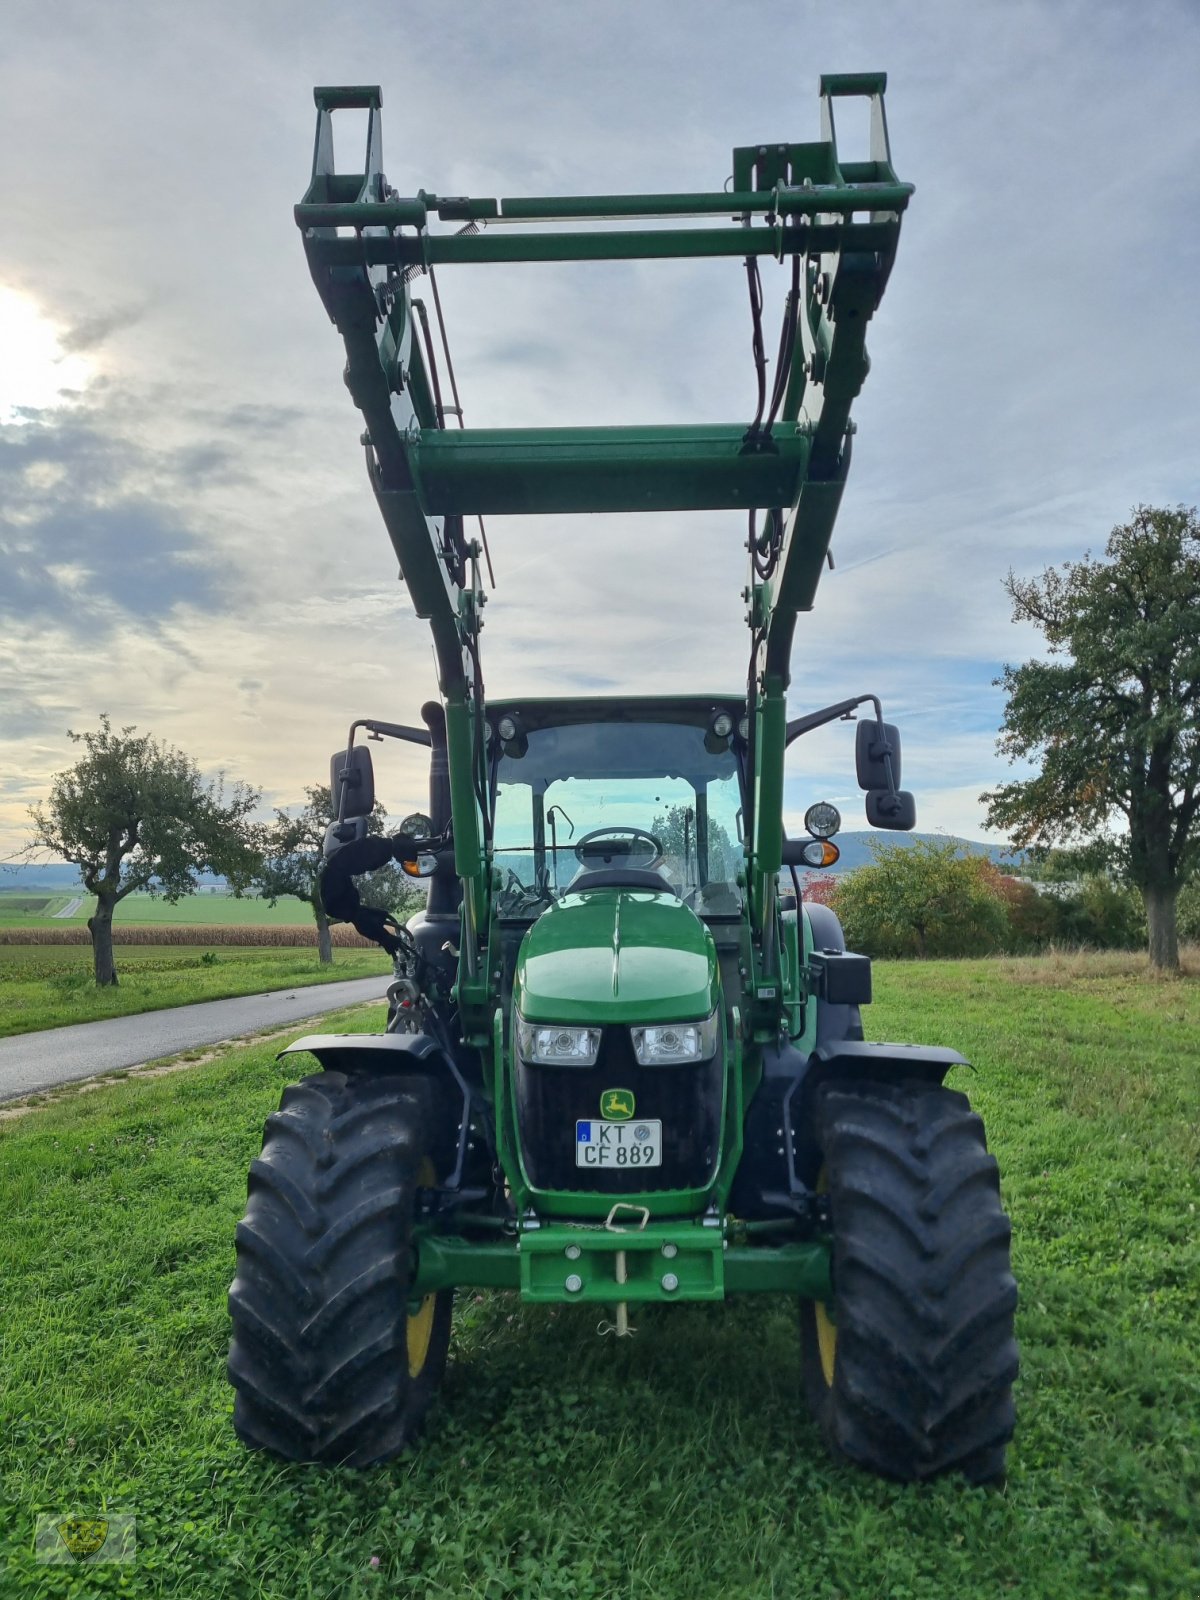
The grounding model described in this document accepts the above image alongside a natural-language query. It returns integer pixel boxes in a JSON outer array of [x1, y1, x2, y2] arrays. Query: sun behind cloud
[[0, 287, 92, 423]]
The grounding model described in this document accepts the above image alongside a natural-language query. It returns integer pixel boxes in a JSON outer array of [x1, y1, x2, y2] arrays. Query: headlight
[[516, 1017, 601, 1066], [631, 1010, 720, 1065], [804, 801, 842, 839]]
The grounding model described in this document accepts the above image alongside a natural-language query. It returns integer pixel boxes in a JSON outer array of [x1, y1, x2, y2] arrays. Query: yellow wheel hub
[[815, 1163, 837, 1386], [407, 1157, 437, 1379], [406, 1294, 436, 1378]]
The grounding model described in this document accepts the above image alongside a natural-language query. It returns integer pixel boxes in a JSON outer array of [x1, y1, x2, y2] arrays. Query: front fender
[[278, 1031, 450, 1074], [731, 1037, 969, 1220], [278, 1032, 467, 1180]]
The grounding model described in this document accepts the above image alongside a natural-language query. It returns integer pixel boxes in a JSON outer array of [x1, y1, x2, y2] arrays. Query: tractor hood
[[515, 889, 719, 1026]]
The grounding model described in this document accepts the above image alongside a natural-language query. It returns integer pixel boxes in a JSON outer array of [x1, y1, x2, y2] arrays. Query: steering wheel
[[573, 827, 664, 869]]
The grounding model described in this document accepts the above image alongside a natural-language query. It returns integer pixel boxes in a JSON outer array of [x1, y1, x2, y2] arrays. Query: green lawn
[[0, 945, 391, 1038], [1, 954, 1197, 1598], [0, 891, 315, 927]]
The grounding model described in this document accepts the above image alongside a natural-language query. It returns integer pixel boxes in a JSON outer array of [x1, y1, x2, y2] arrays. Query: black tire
[[228, 1070, 454, 1466], [800, 1082, 1018, 1483]]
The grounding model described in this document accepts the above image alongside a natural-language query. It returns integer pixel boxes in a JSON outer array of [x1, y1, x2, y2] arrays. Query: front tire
[[228, 1070, 453, 1465], [801, 1082, 1018, 1483]]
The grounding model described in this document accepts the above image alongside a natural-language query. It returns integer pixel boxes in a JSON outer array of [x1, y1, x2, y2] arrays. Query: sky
[[2, 0, 1198, 859]]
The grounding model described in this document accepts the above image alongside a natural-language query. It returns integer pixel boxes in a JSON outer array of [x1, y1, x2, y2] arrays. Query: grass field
[[0, 890, 316, 927], [0, 945, 391, 1038], [1, 953, 1197, 1598]]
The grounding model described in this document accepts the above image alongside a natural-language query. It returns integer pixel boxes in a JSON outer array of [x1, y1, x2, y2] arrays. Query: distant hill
[[2, 839, 1022, 895], [0, 863, 228, 891], [814, 833, 1025, 875], [0, 862, 85, 890]]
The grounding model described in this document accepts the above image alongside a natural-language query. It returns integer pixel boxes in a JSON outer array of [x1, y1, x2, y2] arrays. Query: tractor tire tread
[[803, 1081, 1018, 1484], [228, 1070, 452, 1466]]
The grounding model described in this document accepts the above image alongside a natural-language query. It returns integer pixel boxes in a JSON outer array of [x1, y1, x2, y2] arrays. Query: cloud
[[0, 411, 226, 627], [60, 303, 147, 354], [1, 0, 1198, 853]]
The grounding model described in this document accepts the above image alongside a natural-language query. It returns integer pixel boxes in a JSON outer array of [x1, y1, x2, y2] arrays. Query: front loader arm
[[296, 75, 910, 1038]]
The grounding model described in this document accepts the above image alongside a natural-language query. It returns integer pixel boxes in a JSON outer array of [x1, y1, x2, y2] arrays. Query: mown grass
[[1, 957, 1197, 1598], [0, 946, 391, 1039]]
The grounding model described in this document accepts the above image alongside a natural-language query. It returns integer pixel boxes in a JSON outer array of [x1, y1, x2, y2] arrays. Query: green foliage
[[1049, 875, 1148, 951], [982, 505, 1200, 967], [997, 855, 1148, 953], [26, 715, 261, 905], [1, 962, 1197, 1597], [25, 715, 263, 985], [255, 784, 421, 927], [650, 803, 738, 881], [832, 838, 1009, 958]]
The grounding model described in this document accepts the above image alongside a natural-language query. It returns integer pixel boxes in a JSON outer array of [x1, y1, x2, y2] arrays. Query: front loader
[[227, 76, 1018, 1482]]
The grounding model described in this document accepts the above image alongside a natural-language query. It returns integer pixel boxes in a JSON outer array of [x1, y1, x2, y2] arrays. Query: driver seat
[[568, 867, 677, 895]]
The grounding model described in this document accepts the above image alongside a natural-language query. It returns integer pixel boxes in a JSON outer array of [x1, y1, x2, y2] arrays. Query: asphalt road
[[0, 975, 391, 1102]]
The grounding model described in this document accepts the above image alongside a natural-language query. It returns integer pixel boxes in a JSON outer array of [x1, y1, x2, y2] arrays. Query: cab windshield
[[492, 718, 744, 919]]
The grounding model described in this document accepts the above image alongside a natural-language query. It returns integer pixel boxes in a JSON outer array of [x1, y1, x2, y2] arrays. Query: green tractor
[[227, 76, 1018, 1482]]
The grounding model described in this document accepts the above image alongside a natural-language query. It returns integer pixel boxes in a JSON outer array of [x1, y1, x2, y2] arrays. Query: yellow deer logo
[[600, 1089, 635, 1121]]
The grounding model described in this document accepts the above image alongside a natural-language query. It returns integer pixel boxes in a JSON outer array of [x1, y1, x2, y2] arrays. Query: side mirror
[[856, 721, 902, 792], [866, 788, 917, 831], [330, 745, 375, 819]]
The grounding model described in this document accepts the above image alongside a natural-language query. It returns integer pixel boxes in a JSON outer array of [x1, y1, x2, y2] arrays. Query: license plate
[[575, 1119, 662, 1169]]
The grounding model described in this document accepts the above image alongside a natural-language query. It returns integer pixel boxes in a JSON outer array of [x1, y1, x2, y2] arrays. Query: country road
[[52, 895, 84, 918], [0, 975, 391, 1102]]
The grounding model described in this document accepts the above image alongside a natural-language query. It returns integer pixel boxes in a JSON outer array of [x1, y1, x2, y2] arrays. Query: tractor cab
[[489, 695, 746, 919]]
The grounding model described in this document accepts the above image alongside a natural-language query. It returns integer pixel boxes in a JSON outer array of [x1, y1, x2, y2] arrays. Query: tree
[[982, 506, 1200, 970], [27, 716, 261, 986], [255, 785, 420, 964], [831, 838, 1008, 959], [650, 803, 738, 882], [798, 872, 839, 907]]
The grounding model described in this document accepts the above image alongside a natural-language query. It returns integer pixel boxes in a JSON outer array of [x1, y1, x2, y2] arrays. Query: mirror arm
[[357, 718, 433, 748], [785, 692, 883, 745], [334, 717, 435, 829]]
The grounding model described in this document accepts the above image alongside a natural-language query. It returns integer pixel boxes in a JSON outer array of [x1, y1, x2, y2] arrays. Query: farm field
[[1, 952, 1197, 1598], [0, 889, 315, 927], [0, 893, 78, 925], [0, 945, 391, 1038]]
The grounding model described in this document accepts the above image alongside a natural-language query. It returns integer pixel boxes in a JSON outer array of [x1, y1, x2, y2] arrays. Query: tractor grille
[[513, 1024, 723, 1195]]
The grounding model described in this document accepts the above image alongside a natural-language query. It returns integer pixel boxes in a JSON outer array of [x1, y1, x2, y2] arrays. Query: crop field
[[0, 944, 390, 1038], [0, 894, 77, 926], [0, 890, 315, 927], [0, 950, 1196, 1596]]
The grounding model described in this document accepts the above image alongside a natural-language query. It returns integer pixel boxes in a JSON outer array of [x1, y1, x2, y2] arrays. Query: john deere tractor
[[227, 76, 1018, 1482]]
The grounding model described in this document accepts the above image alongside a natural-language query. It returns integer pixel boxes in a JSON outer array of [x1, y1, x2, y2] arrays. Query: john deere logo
[[600, 1088, 635, 1121], [57, 1519, 109, 1561]]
